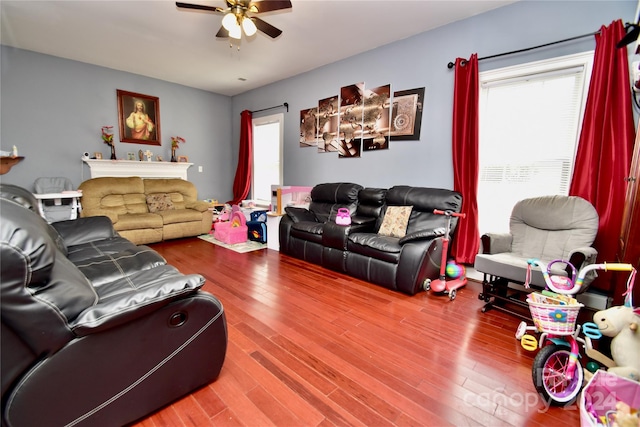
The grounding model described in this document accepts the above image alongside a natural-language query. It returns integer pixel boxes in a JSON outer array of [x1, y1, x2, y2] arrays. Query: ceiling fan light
[[228, 24, 242, 40], [221, 12, 238, 32], [242, 17, 257, 36]]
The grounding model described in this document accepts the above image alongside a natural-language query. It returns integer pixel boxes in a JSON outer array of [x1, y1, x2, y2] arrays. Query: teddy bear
[[593, 305, 640, 381]]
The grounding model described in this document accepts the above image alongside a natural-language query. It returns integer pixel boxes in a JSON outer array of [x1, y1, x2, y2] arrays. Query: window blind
[[477, 52, 593, 234]]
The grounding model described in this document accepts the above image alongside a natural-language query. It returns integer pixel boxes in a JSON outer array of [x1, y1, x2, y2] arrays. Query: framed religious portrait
[[117, 89, 161, 145]]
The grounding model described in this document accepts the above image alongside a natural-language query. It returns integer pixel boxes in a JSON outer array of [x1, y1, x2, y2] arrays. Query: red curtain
[[569, 20, 635, 267], [228, 110, 253, 205], [451, 54, 481, 264]]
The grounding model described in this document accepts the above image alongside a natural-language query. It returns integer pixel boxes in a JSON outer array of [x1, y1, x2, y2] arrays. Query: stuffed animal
[[593, 305, 640, 381]]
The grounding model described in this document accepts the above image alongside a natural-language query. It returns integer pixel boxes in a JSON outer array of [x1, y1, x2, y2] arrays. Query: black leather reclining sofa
[[279, 183, 463, 295], [0, 184, 228, 427]]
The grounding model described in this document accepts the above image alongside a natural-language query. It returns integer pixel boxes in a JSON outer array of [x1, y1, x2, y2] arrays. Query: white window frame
[[251, 113, 283, 206], [477, 51, 594, 234]]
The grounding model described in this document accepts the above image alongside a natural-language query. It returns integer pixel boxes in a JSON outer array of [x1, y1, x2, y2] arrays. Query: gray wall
[[1, 1, 636, 201], [0, 47, 233, 201], [232, 0, 637, 190]]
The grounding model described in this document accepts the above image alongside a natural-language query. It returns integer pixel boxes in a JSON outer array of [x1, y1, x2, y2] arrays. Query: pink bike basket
[[527, 296, 583, 336]]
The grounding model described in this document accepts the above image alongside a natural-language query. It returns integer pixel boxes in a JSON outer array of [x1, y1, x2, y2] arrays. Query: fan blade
[[248, 0, 291, 13], [176, 2, 224, 13], [617, 24, 640, 48], [252, 16, 282, 38], [216, 26, 229, 38]]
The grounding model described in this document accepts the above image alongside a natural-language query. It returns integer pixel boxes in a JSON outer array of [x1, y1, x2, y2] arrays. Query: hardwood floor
[[134, 237, 582, 426]]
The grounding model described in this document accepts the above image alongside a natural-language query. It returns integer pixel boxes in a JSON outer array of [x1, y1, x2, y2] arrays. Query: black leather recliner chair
[[1, 184, 228, 427]]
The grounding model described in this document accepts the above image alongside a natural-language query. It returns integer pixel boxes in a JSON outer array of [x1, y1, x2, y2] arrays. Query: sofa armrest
[[480, 233, 513, 254], [398, 227, 446, 245], [71, 268, 205, 336], [52, 216, 119, 247], [186, 200, 211, 212], [82, 208, 119, 224], [285, 206, 318, 223]]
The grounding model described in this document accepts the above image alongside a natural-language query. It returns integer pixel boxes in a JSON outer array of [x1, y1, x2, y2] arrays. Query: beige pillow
[[378, 206, 412, 238], [146, 193, 175, 213]]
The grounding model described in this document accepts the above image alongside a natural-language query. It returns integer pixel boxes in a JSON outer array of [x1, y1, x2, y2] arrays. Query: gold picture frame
[[94, 152, 103, 159], [177, 155, 189, 163], [117, 89, 161, 146]]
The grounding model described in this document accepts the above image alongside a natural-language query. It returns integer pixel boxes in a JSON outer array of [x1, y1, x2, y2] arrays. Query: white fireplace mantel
[[83, 159, 192, 180]]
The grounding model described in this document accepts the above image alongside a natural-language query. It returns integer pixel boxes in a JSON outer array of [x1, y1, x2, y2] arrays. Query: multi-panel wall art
[[299, 84, 424, 158]]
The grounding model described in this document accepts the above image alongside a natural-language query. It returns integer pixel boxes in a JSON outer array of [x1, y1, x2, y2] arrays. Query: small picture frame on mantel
[[177, 155, 189, 163], [94, 152, 103, 159]]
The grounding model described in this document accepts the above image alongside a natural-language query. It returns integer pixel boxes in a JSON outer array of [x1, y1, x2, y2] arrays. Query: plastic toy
[[422, 209, 466, 300], [446, 260, 466, 279], [515, 259, 636, 405]]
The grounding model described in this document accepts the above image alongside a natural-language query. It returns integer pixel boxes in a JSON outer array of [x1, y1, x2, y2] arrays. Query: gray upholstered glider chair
[[475, 195, 599, 320]]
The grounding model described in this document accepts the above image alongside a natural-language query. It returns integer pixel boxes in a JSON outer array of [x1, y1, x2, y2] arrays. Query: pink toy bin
[[580, 369, 640, 427]]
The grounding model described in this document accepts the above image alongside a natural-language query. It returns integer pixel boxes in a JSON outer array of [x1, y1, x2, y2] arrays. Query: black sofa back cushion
[[309, 183, 363, 223], [384, 186, 463, 235], [0, 199, 97, 355], [357, 188, 386, 219]]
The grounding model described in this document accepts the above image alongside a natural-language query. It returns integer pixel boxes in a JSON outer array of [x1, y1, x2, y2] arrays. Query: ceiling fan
[[176, 1, 292, 40]]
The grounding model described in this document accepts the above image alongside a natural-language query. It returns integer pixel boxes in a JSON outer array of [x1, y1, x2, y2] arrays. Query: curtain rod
[[446, 30, 600, 69], [250, 102, 289, 113]]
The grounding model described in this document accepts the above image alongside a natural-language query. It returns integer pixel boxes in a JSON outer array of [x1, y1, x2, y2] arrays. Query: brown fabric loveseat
[[78, 177, 212, 245]]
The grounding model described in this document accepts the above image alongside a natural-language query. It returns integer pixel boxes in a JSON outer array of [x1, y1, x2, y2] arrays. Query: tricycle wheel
[[515, 321, 528, 340], [532, 344, 583, 406], [423, 279, 431, 291], [449, 289, 457, 300]]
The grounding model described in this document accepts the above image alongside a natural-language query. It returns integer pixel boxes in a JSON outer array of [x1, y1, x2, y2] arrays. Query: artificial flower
[[101, 126, 114, 146], [171, 136, 186, 148]]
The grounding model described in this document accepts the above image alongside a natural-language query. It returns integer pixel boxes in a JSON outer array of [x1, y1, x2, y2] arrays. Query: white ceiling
[[0, 0, 517, 96]]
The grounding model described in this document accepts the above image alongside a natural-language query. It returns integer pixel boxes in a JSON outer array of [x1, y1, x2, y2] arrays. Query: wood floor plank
[[129, 238, 586, 426]]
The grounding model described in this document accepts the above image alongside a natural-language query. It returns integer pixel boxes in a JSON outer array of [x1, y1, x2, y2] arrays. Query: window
[[477, 52, 593, 234], [252, 113, 283, 205]]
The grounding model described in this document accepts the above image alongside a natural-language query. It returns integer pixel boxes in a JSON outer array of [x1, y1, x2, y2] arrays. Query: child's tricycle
[[515, 259, 636, 405]]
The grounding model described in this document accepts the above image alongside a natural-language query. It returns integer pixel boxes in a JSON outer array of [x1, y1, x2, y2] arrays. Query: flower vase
[[171, 148, 177, 162], [110, 145, 116, 160]]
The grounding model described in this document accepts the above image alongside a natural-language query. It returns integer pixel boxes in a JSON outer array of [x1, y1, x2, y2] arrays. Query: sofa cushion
[[0, 199, 97, 353], [113, 213, 164, 232], [309, 183, 363, 223], [348, 233, 402, 264], [157, 209, 204, 225], [73, 246, 167, 288], [146, 194, 175, 213], [144, 179, 196, 210], [291, 221, 324, 244], [378, 206, 412, 238], [356, 188, 386, 218], [385, 186, 463, 235], [285, 207, 317, 223]]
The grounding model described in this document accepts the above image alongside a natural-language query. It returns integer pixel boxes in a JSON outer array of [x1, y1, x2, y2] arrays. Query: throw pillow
[[146, 193, 175, 213], [378, 206, 412, 238]]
